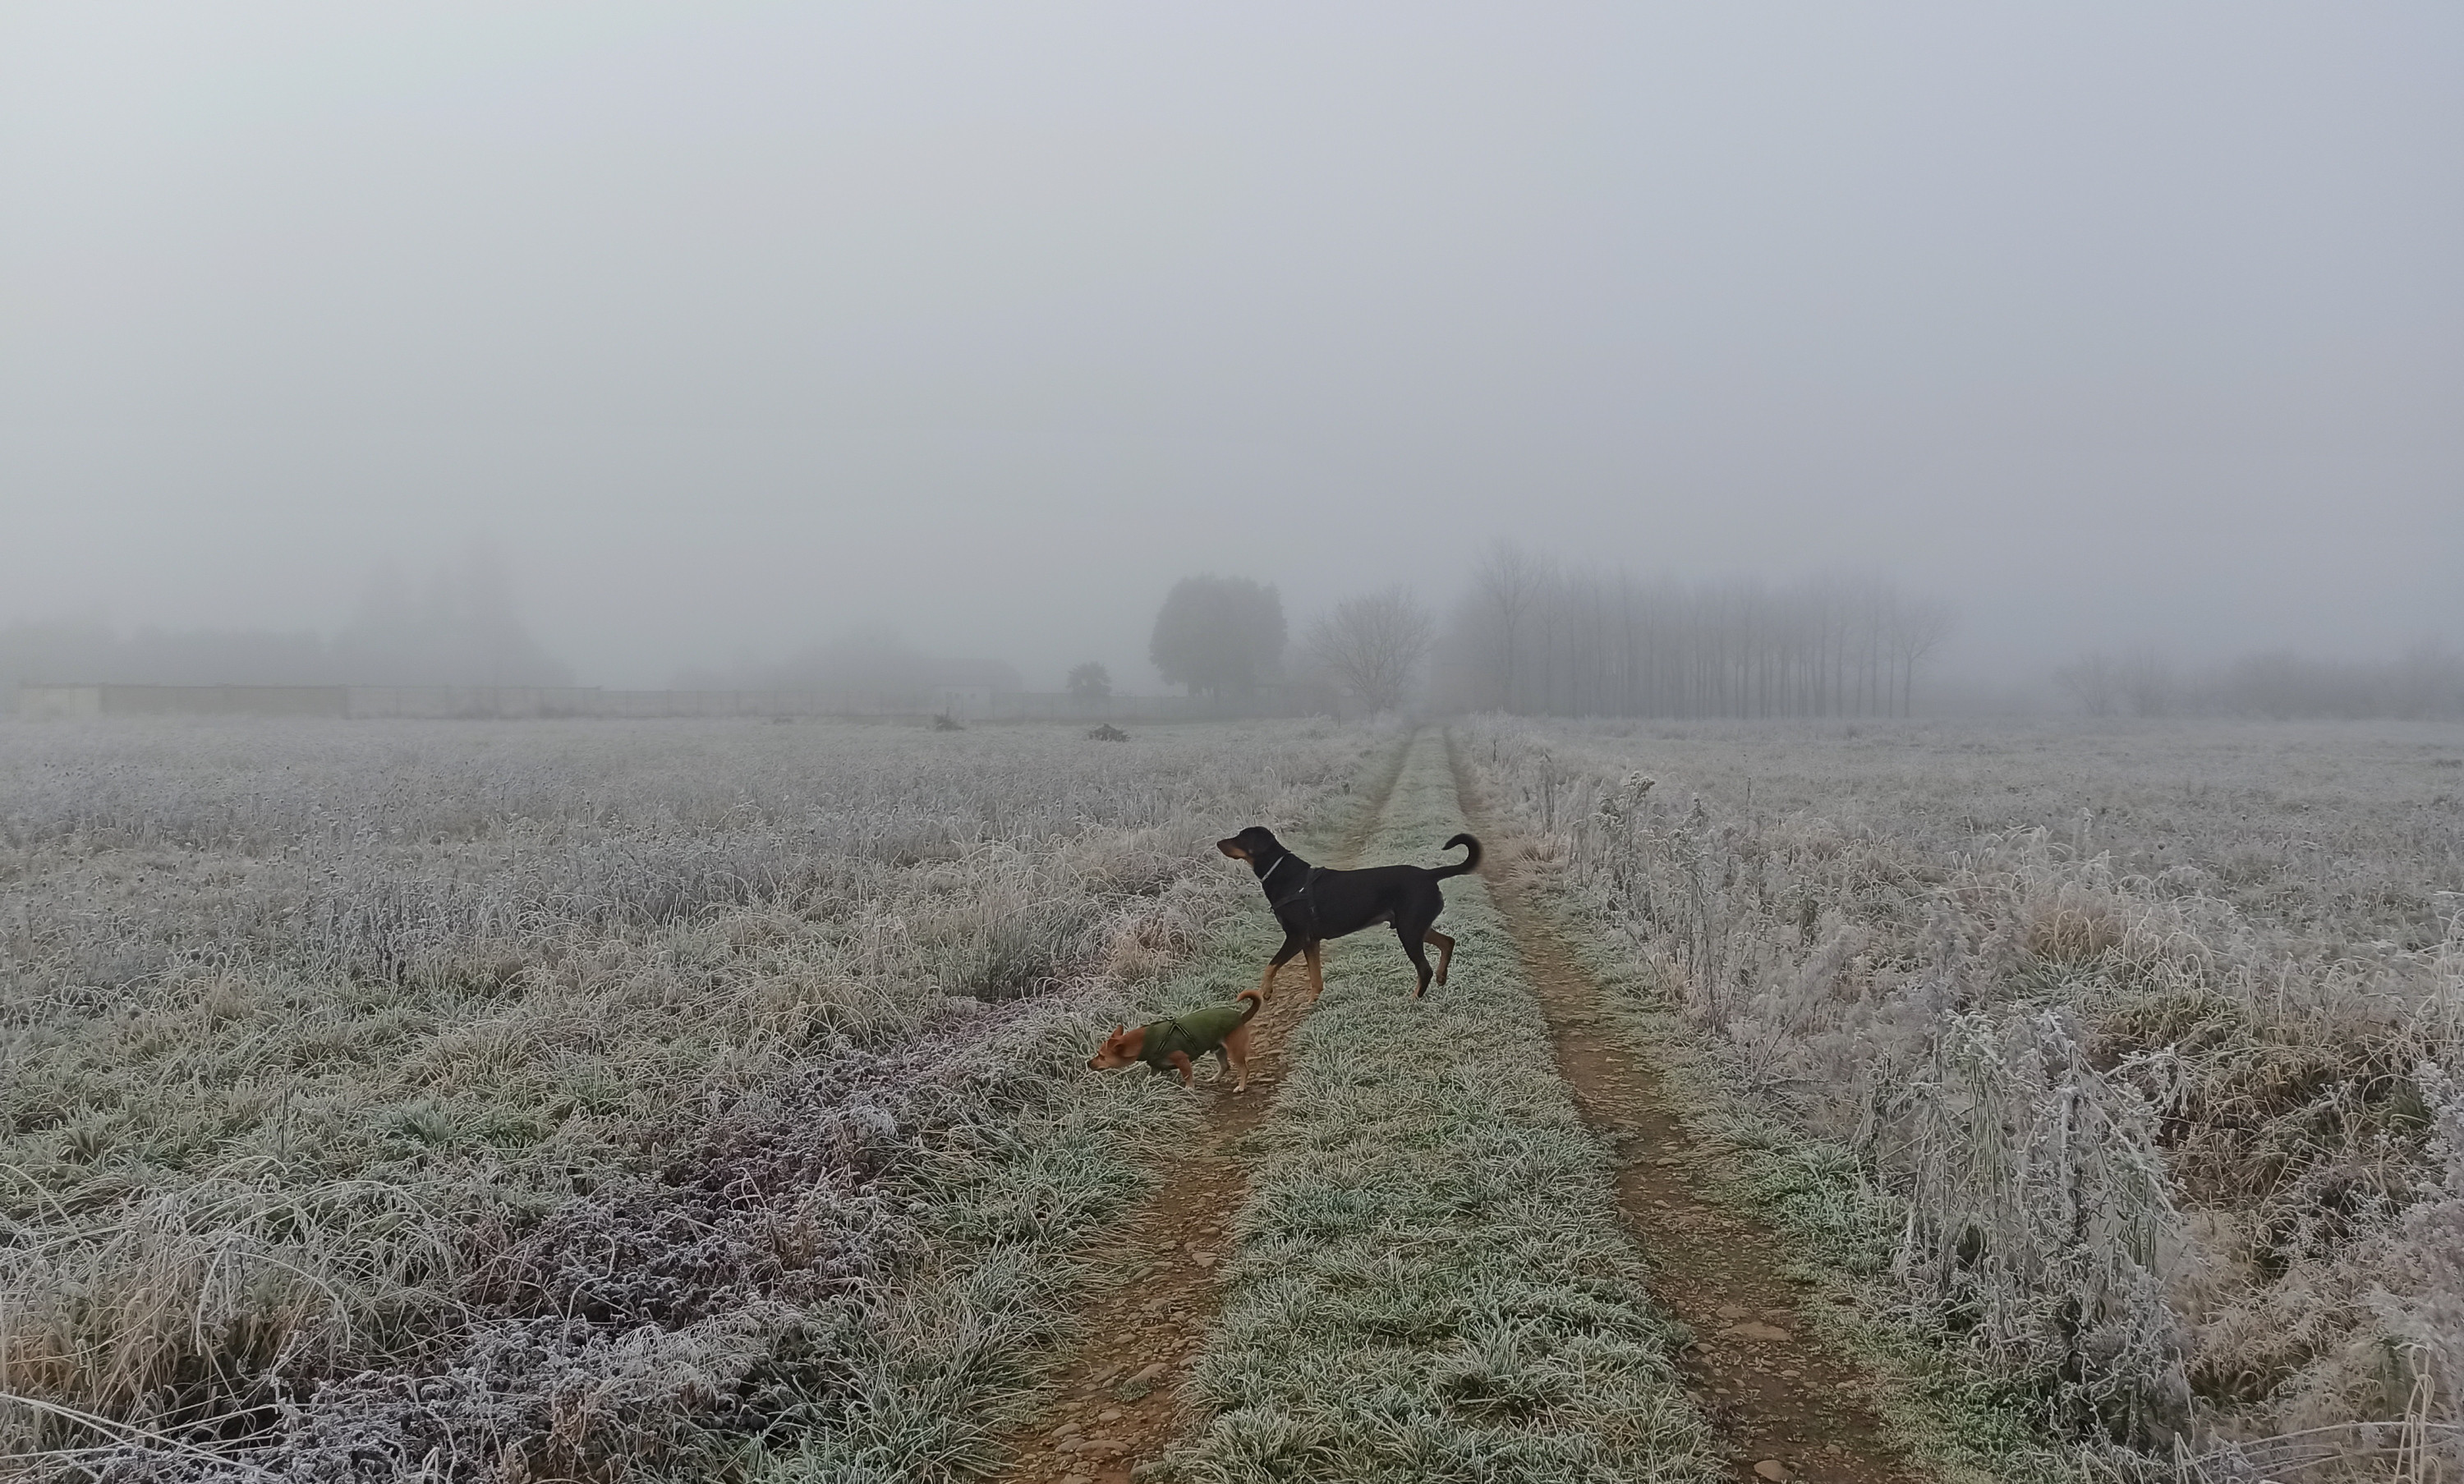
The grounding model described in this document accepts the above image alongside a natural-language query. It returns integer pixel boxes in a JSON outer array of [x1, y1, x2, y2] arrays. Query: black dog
[[1216, 826, 1481, 1000]]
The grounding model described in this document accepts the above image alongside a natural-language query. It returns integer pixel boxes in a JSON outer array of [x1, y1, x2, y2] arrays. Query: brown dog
[[1086, 990, 1265, 1091]]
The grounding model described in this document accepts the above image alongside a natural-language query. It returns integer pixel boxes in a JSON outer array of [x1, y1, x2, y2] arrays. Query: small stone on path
[[1754, 1462, 1793, 1482]]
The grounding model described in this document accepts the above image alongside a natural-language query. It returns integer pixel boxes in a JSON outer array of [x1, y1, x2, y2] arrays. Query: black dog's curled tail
[[1235, 988, 1266, 1022], [1432, 833, 1483, 879]]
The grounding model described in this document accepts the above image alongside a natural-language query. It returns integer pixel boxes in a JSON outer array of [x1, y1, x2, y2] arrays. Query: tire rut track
[[1448, 730, 1923, 1484], [991, 732, 1414, 1484]]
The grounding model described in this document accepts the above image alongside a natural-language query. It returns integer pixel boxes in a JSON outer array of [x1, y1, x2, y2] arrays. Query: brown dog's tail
[[1235, 988, 1266, 1022], [1431, 833, 1483, 879]]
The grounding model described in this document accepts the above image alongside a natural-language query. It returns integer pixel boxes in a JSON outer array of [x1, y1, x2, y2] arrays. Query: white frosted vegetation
[[1460, 717, 2464, 1477], [0, 718, 1372, 1480]]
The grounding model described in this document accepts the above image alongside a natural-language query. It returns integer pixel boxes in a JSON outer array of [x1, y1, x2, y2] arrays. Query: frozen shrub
[[1895, 1009, 2190, 1445]]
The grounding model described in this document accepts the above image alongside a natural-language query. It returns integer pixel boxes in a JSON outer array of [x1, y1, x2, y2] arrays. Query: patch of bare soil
[[991, 743, 1409, 1484], [1455, 744, 1923, 1484]]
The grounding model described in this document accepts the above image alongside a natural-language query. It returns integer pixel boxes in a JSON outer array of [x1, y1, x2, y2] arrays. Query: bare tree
[[1307, 587, 1435, 714], [2118, 647, 2175, 717], [2055, 652, 2122, 716], [1888, 598, 1956, 716], [1472, 541, 1552, 712]]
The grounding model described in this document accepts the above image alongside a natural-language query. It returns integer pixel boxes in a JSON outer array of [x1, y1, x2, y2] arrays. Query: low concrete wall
[[347, 686, 610, 719], [5, 683, 1338, 724], [15, 685, 103, 719], [11, 685, 352, 719], [9, 685, 352, 719], [109, 685, 348, 718]]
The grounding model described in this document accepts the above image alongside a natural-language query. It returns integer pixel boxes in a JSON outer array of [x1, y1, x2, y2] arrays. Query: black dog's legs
[[1260, 935, 1306, 1000], [1395, 920, 1437, 998]]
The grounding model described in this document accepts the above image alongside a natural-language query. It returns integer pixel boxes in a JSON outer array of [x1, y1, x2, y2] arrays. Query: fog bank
[[4, 5, 2457, 692]]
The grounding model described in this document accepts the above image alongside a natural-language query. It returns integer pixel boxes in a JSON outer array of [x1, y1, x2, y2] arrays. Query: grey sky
[[4, 3, 2458, 689]]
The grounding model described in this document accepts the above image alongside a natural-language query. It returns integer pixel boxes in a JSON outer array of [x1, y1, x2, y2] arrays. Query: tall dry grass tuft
[[1, 1173, 461, 1462]]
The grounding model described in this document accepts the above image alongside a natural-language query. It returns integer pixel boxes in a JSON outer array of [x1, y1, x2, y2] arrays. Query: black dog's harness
[[1261, 855, 1326, 936]]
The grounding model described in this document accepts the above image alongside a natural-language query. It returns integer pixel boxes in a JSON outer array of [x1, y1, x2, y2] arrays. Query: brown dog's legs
[[1164, 1050, 1197, 1087], [1221, 1022, 1251, 1091], [1424, 928, 1455, 986], [1303, 942, 1326, 1000]]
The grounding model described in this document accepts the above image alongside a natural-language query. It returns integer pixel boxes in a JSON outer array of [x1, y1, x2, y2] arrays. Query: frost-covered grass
[[1456, 716, 2464, 1481], [1156, 731, 1716, 1484], [0, 717, 1380, 1482]]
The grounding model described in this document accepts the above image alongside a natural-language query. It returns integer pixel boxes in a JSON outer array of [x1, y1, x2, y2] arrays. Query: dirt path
[[991, 737, 1411, 1484], [1450, 734, 1921, 1484]]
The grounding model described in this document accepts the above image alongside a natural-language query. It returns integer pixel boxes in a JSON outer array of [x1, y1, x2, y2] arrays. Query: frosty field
[[0, 718, 1371, 1479], [7, 714, 2462, 1483], [1458, 718, 2464, 1478]]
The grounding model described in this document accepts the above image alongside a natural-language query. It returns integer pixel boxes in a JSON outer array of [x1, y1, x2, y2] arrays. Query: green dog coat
[[1138, 1001, 1252, 1073]]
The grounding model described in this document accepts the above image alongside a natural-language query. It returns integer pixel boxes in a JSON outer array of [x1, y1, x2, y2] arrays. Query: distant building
[[13, 683, 350, 719], [930, 684, 996, 719], [12, 685, 100, 719]]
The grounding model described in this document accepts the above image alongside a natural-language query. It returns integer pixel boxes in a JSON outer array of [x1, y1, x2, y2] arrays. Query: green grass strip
[[755, 731, 1401, 1484], [1155, 732, 1717, 1484]]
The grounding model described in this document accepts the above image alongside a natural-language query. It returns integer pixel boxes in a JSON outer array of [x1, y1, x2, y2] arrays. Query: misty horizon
[[5, 5, 2460, 697]]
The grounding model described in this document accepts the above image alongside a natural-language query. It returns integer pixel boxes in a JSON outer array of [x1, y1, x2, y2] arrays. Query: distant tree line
[[1435, 543, 1953, 718], [673, 630, 1019, 702], [2056, 642, 2464, 719], [0, 553, 572, 691]]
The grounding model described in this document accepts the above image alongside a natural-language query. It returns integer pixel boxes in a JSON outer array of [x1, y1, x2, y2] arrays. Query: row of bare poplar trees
[[1437, 543, 1953, 718]]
